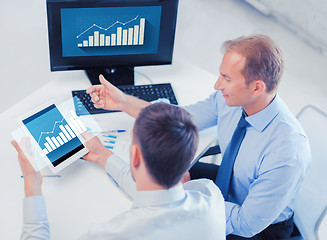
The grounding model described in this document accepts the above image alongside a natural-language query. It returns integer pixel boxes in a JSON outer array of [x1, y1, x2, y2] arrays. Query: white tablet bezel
[[16, 99, 89, 173], [47, 145, 88, 173]]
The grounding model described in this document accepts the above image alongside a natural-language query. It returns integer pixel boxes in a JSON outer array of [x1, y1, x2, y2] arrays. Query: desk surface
[[0, 59, 218, 239]]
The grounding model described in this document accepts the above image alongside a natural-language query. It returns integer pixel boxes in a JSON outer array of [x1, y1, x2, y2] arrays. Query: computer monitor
[[46, 0, 179, 85]]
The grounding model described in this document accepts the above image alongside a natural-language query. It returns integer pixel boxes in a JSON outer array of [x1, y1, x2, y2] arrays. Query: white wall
[[0, 0, 327, 116], [243, 0, 327, 55], [174, 0, 327, 115]]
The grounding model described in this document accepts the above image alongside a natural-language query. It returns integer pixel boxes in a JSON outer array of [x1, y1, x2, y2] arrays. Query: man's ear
[[130, 144, 141, 168], [252, 80, 266, 96]]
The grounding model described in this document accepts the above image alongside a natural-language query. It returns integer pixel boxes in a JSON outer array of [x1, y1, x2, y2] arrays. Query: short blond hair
[[223, 35, 284, 92]]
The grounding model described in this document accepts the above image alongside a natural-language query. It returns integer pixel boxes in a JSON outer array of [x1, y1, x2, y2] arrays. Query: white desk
[[0, 59, 217, 239]]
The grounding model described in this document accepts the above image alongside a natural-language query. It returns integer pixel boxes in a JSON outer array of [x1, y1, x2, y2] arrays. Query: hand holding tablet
[[11, 97, 102, 173]]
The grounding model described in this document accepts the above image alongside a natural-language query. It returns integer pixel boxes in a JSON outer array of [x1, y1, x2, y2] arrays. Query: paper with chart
[[99, 130, 132, 164]]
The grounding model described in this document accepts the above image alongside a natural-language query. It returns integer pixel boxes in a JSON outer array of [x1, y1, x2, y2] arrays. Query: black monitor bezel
[[46, 0, 179, 72]]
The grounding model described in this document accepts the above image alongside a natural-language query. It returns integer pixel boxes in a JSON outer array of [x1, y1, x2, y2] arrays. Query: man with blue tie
[[87, 34, 311, 239]]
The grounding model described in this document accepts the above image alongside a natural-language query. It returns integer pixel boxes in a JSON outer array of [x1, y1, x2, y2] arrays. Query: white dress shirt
[[21, 154, 226, 240]]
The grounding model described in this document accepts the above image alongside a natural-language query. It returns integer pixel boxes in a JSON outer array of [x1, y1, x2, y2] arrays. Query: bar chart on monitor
[[76, 16, 145, 48], [61, 6, 161, 57]]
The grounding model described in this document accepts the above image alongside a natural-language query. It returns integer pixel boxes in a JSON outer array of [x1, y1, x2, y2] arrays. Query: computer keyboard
[[72, 83, 178, 115]]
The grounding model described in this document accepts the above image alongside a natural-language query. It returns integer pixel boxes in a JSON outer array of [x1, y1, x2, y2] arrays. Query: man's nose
[[214, 75, 223, 90]]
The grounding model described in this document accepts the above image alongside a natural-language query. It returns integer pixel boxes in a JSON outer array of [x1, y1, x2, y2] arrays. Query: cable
[[134, 70, 153, 84]]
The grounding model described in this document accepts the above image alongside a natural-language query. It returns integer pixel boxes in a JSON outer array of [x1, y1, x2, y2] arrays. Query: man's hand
[[82, 132, 113, 169], [86, 75, 127, 111], [87, 74, 151, 118], [11, 138, 43, 197]]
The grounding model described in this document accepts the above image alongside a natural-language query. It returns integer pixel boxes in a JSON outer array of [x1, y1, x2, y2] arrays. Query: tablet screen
[[22, 104, 85, 167]]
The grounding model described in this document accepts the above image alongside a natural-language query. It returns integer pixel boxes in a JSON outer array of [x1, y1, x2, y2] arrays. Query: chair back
[[294, 105, 327, 240]]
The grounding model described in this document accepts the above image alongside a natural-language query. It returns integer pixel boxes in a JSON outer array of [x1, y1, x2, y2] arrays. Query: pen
[[21, 175, 61, 178], [106, 173, 119, 187], [107, 130, 126, 133], [106, 173, 132, 200], [91, 130, 126, 134], [89, 130, 126, 136]]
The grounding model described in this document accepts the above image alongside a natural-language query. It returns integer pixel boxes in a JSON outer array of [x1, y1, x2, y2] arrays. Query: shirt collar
[[132, 184, 186, 208], [245, 94, 281, 132]]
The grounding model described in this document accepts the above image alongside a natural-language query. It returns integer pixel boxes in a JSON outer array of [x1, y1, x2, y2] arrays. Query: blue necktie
[[215, 113, 249, 199]]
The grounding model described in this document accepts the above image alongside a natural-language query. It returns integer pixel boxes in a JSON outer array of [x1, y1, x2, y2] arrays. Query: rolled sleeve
[[21, 196, 50, 240], [225, 157, 306, 237], [105, 154, 136, 199], [185, 92, 220, 131], [23, 196, 48, 222]]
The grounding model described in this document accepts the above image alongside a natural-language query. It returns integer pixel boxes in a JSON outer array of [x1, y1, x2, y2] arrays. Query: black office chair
[[201, 145, 221, 158]]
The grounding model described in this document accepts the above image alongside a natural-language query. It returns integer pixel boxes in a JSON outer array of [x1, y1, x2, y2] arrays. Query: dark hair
[[133, 103, 199, 188], [223, 34, 284, 92]]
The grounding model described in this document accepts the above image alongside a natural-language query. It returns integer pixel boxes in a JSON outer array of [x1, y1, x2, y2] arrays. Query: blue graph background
[[61, 6, 162, 57], [22, 104, 82, 163]]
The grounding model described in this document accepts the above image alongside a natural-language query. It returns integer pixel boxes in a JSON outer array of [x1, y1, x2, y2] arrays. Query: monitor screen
[[46, 0, 179, 85]]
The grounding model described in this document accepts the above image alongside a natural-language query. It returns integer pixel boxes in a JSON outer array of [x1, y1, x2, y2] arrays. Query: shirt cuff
[[225, 201, 238, 235], [104, 154, 136, 199], [151, 98, 170, 104], [23, 196, 48, 223], [105, 154, 128, 180]]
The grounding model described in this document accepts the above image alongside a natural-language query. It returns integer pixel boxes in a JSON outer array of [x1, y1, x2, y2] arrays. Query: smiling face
[[214, 51, 257, 111]]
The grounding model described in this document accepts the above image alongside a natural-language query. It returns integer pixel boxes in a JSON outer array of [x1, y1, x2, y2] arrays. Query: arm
[[185, 91, 221, 131], [225, 135, 310, 237], [11, 139, 50, 240], [87, 74, 151, 118], [225, 163, 302, 237], [82, 133, 136, 199], [105, 155, 136, 199]]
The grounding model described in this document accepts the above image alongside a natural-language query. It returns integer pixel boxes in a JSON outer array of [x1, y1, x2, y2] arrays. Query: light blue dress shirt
[[21, 154, 226, 240], [186, 91, 311, 237]]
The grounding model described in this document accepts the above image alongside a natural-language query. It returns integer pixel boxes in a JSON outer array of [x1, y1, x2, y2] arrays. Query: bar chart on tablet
[[22, 105, 85, 163], [36, 110, 86, 155]]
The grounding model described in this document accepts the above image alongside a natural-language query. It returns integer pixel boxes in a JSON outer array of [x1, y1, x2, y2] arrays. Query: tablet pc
[[22, 103, 89, 173]]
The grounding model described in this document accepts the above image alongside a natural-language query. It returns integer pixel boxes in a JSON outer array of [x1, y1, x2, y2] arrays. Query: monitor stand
[[85, 66, 134, 86]]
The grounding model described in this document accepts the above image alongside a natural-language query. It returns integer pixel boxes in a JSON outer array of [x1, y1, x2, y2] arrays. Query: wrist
[[23, 175, 43, 197], [120, 94, 130, 112], [97, 147, 113, 168]]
